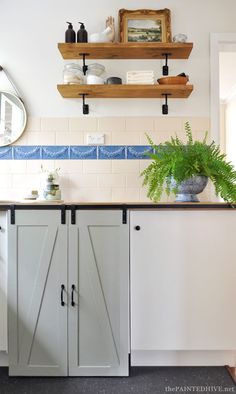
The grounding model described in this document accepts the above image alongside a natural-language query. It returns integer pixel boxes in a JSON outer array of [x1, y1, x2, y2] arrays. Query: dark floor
[[0, 367, 235, 394]]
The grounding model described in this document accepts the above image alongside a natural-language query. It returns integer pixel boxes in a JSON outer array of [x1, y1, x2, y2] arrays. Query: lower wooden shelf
[[57, 84, 193, 99]]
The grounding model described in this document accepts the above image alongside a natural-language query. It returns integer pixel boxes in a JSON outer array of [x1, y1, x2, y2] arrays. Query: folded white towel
[[127, 80, 155, 84], [127, 80, 155, 85], [127, 76, 155, 80], [127, 70, 154, 75], [127, 75, 154, 79], [126, 70, 155, 84], [127, 77, 155, 82]]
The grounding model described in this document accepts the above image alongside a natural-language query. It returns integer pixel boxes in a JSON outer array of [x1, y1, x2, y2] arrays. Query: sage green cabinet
[[8, 209, 129, 377]]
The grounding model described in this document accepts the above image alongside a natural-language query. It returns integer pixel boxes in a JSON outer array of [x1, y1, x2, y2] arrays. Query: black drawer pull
[[61, 284, 65, 306], [135, 225, 141, 231], [71, 284, 76, 306]]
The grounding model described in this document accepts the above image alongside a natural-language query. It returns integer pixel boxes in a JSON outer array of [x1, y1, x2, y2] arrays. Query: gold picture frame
[[119, 9, 171, 43]]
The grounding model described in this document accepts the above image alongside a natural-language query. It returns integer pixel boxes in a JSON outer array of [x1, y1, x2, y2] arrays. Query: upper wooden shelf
[[58, 42, 193, 60], [57, 84, 193, 99]]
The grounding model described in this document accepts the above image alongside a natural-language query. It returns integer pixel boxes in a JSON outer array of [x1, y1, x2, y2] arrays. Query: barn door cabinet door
[[68, 210, 129, 376], [8, 210, 68, 376], [8, 209, 129, 377]]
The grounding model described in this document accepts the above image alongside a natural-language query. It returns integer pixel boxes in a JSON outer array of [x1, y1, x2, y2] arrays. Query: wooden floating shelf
[[58, 42, 193, 60], [57, 84, 193, 99]]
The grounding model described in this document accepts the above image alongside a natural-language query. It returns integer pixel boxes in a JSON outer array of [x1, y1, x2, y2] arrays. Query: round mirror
[[0, 91, 27, 146]]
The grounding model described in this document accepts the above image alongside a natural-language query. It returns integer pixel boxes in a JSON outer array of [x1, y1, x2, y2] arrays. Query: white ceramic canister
[[86, 63, 105, 84]]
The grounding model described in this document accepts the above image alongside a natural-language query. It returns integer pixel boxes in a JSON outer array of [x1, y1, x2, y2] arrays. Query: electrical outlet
[[87, 133, 105, 145]]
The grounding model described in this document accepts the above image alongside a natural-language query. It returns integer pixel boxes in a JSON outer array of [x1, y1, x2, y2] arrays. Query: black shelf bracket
[[10, 205, 15, 225], [79, 53, 89, 75], [80, 93, 89, 115], [162, 93, 171, 115], [162, 53, 172, 76], [122, 206, 127, 224], [71, 205, 76, 225], [61, 205, 66, 224]]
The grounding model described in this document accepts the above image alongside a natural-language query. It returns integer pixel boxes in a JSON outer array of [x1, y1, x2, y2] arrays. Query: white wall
[[225, 96, 236, 167], [1, 0, 236, 117]]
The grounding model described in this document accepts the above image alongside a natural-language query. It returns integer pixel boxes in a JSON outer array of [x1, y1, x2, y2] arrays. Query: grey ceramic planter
[[170, 175, 208, 202]]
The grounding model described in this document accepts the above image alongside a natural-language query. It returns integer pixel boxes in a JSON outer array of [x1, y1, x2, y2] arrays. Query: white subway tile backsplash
[[55, 132, 84, 145], [10, 160, 27, 174], [112, 188, 140, 202], [54, 160, 83, 174], [126, 117, 154, 132], [55, 132, 69, 145], [0, 188, 24, 200], [68, 132, 84, 145], [26, 117, 41, 132], [83, 160, 112, 174], [98, 117, 126, 132], [28, 132, 55, 145], [140, 131, 159, 145], [12, 174, 39, 190], [0, 161, 12, 174], [69, 174, 98, 188], [71, 188, 112, 202], [139, 159, 152, 173], [0, 116, 213, 203], [0, 174, 12, 189], [112, 160, 139, 174], [112, 132, 140, 145], [182, 117, 210, 132], [154, 117, 182, 132], [139, 187, 151, 202], [126, 174, 143, 188], [41, 118, 69, 132], [69, 117, 97, 132], [27, 160, 55, 174], [98, 174, 126, 188]]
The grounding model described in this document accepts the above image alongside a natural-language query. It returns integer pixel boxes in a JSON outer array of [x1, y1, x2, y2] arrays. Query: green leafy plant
[[141, 122, 236, 203]]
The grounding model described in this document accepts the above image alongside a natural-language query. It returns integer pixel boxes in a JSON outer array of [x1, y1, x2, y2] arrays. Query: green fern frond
[[141, 122, 236, 203]]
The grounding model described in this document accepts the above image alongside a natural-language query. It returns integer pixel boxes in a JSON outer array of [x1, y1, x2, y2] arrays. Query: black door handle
[[61, 284, 65, 306], [135, 225, 141, 231], [71, 284, 76, 306]]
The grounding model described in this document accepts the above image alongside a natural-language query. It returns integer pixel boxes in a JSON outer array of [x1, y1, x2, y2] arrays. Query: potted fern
[[141, 122, 236, 203]]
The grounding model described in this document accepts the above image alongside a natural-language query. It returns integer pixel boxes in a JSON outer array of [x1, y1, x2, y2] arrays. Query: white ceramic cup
[[86, 75, 104, 84]]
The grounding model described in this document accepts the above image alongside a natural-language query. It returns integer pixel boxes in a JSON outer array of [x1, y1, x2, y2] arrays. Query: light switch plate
[[87, 133, 105, 145]]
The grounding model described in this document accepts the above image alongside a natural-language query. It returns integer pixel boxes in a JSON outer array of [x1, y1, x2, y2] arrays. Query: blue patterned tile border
[[98, 146, 126, 159], [127, 146, 153, 159], [42, 146, 69, 160], [70, 146, 97, 159], [13, 146, 41, 160], [8, 145, 154, 160], [0, 146, 13, 159]]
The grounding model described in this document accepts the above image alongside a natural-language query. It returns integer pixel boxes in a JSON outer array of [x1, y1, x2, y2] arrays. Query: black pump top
[[66, 22, 73, 29], [78, 22, 85, 29]]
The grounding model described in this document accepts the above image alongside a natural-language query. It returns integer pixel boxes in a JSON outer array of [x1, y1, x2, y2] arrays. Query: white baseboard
[[131, 350, 236, 366], [0, 351, 8, 366], [1, 350, 236, 368]]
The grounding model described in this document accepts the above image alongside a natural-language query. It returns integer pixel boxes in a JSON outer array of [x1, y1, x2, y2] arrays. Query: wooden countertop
[[0, 201, 235, 210]]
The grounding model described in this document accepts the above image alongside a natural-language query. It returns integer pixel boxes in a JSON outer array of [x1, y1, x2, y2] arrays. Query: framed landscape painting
[[119, 9, 171, 43]]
